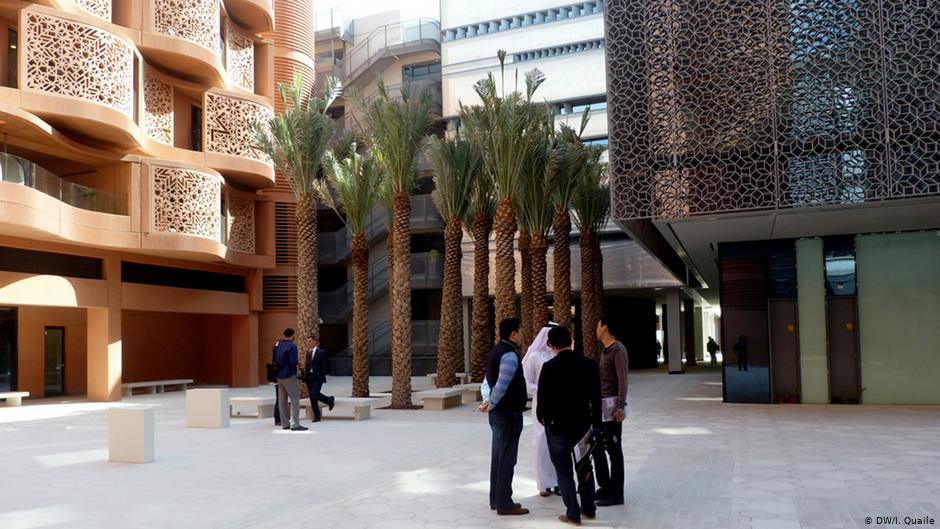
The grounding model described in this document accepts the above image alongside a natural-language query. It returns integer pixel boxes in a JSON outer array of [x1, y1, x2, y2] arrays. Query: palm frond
[[429, 137, 482, 222], [322, 143, 384, 234], [571, 145, 610, 233]]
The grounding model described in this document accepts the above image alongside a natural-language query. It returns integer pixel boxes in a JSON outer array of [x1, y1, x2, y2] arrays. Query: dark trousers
[[488, 409, 523, 511], [273, 384, 280, 424], [737, 351, 748, 371], [546, 426, 596, 522], [306, 379, 331, 421], [593, 420, 624, 498]]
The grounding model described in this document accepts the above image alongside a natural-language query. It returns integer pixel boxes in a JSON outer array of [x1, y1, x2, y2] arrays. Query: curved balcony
[[137, 0, 226, 88], [203, 89, 275, 186], [223, 0, 275, 34], [0, 153, 126, 214]]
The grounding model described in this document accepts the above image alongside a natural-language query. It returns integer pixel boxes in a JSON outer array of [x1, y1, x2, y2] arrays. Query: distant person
[[733, 335, 748, 372], [706, 337, 720, 366], [303, 337, 334, 423], [478, 318, 529, 516], [655, 340, 663, 364], [522, 323, 560, 497], [593, 316, 628, 507], [273, 328, 307, 431], [537, 326, 601, 526]]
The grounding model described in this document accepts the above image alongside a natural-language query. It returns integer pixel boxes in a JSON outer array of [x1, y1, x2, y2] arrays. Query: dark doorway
[[769, 299, 800, 403], [0, 307, 16, 392], [828, 297, 860, 404], [44, 326, 65, 397]]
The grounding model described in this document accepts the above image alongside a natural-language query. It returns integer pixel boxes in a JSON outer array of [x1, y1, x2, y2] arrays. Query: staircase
[[329, 320, 441, 376], [342, 18, 441, 86]]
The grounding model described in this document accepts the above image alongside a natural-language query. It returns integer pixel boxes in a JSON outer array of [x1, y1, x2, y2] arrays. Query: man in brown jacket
[[593, 315, 628, 506]]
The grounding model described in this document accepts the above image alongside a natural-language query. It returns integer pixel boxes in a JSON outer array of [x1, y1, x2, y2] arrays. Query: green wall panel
[[857, 232, 940, 404], [796, 238, 828, 404]]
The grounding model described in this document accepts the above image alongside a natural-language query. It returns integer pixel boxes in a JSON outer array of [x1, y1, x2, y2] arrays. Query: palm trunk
[[390, 191, 413, 407], [296, 193, 319, 397], [552, 205, 572, 330], [493, 198, 517, 325], [351, 232, 370, 397], [470, 211, 492, 383], [580, 229, 603, 360], [518, 229, 532, 351], [436, 218, 463, 388], [529, 232, 549, 337]]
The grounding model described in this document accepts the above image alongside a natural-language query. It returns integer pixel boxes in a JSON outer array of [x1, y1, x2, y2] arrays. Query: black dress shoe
[[290, 425, 309, 431], [328, 396, 335, 411], [491, 503, 521, 511], [497, 506, 529, 515], [274, 422, 281, 426], [595, 496, 624, 506], [281, 426, 290, 430]]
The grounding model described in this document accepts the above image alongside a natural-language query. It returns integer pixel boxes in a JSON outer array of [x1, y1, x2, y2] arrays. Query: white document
[[602, 395, 633, 422], [573, 427, 593, 462]]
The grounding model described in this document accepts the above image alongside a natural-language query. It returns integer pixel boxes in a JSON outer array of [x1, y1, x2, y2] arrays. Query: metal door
[[769, 299, 800, 403], [827, 297, 861, 404], [44, 327, 65, 397]]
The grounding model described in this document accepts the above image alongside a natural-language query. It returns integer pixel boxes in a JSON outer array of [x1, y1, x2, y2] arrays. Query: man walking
[[594, 315, 628, 507], [273, 328, 307, 431], [478, 318, 529, 516], [707, 337, 720, 366], [538, 326, 602, 525], [303, 336, 335, 422]]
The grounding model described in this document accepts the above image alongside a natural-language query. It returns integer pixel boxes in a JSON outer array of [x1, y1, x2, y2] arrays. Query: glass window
[[5, 29, 17, 88], [824, 235, 857, 296], [402, 61, 440, 81]]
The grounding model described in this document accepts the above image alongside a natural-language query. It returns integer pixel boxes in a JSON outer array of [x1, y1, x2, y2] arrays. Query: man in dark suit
[[303, 336, 334, 422], [537, 326, 602, 526]]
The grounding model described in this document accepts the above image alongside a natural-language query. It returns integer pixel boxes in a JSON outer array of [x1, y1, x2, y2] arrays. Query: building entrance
[[769, 299, 800, 403], [828, 297, 861, 404], [0, 307, 16, 392], [44, 326, 65, 397]]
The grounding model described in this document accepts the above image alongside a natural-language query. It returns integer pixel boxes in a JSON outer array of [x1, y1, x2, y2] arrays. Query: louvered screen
[[262, 275, 296, 309], [0, 246, 102, 279], [274, 202, 297, 266]]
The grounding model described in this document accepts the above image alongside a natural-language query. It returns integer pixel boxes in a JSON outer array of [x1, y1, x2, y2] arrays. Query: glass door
[[0, 308, 16, 392], [44, 327, 65, 397]]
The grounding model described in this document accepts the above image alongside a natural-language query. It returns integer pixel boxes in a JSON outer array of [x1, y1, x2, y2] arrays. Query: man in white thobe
[[522, 324, 559, 496]]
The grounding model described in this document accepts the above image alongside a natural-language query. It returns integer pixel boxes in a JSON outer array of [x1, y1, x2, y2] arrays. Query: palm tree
[[550, 112, 592, 330], [322, 144, 383, 398], [571, 146, 610, 360], [518, 229, 533, 347], [252, 73, 338, 364], [429, 137, 481, 387], [516, 114, 554, 343], [464, 131, 496, 383], [462, 52, 548, 325], [360, 80, 433, 408]]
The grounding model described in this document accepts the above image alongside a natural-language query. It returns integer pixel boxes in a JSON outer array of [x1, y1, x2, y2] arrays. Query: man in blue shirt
[[478, 318, 528, 516], [273, 328, 307, 431]]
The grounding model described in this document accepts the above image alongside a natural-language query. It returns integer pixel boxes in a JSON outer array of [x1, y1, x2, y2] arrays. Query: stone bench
[[109, 406, 154, 464], [415, 388, 464, 410], [122, 379, 193, 397], [454, 383, 482, 404], [230, 397, 275, 418], [185, 388, 230, 428], [427, 372, 470, 386], [0, 391, 29, 407], [300, 397, 372, 421]]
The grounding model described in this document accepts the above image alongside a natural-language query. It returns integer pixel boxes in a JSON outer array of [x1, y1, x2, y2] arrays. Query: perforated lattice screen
[[604, 0, 940, 220]]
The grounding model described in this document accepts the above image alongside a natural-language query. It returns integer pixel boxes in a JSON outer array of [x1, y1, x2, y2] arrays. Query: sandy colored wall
[[16, 306, 87, 398]]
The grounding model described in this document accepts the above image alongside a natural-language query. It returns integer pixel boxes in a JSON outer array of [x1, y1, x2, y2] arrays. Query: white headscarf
[[525, 324, 556, 358], [523, 323, 560, 394]]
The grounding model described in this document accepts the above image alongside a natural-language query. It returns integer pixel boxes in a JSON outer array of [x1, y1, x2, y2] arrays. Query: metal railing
[[0, 153, 128, 215], [342, 18, 440, 82]]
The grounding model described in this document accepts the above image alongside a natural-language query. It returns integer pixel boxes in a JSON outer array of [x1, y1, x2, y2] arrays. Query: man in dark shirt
[[594, 315, 628, 506], [537, 326, 602, 525], [303, 336, 334, 422], [273, 328, 307, 431], [478, 318, 529, 516]]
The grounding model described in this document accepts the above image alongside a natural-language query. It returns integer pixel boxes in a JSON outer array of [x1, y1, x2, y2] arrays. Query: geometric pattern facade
[[73, 0, 112, 21], [226, 194, 255, 253], [205, 92, 273, 163], [143, 72, 174, 145], [24, 11, 135, 117], [226, 24, 255, 92], [605, 0, 940, 220], [153, 0, 222, 58], [152, 165, 222, 240]]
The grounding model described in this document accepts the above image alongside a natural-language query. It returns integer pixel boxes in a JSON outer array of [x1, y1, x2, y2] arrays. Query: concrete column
[[683, 299, 696, 366], [694, 306, 705, 362], [666, 291, 683, 373], [87, 259, 121, 401], [796, 238, 828, 403], [231, 313, 258, 387]]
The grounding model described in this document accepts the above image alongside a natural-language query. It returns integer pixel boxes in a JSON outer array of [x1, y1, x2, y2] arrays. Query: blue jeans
[[547, 426, 596, 522], [488, 409, 523, 510]]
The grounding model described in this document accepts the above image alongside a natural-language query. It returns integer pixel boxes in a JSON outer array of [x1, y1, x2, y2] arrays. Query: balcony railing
[[342, 18, 440, 83], [0, 153, 128, 215], [151, 0, 222, 58], [150, 163, 222, 240]]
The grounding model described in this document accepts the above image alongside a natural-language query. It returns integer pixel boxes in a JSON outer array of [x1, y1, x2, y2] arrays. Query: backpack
[[265, 341, 280, 383]]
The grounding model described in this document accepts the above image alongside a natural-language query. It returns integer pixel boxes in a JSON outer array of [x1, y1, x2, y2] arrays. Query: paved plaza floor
[[2, 369, 939, 529]]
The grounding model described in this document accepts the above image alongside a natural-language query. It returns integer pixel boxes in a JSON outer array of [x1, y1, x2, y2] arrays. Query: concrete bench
[[454, 383, 482, 404], [415, 388, 464, 410], [0, 391, 29, 407], [109, 406, 154, 464], [185, 388, 230, 428], [122, 379, 194, 397], [427, 372, 470, 386], [230, 397, 275, 418], [300, 398, 372, 421]]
